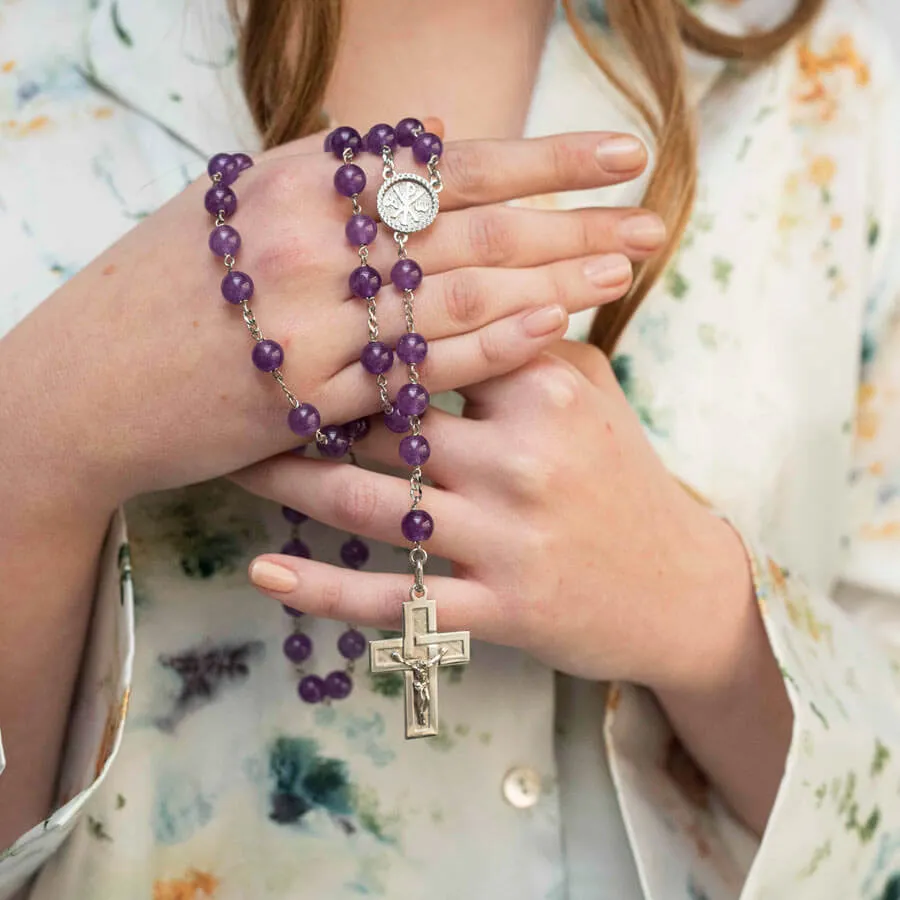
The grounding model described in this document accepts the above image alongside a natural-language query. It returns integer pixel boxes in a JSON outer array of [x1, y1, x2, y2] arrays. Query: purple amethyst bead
[[349, 265, 382, 299], [400, 434, 430, 466], [207, 152, 239, 186], [283, 604, 304, 618], [338, 628, 368, 658], [365, 123, 397, 154], [391, 258, 423, 292], [413, 132, 443, 164], [395, 383, 430, 416], [334, 164, 366, 197], [252, 339, 284, 372], [284, 632, 313, 663], [361, 341, 393, 375], [318, 425, 350, 458], [339, 539, 370, 571], [345, 214, 378, 246], [281, 538, 311, 558], [345, 417, 371, 442], [395, 117, 424, 147], [328, 126, 363, 158], [204, 185, 237, 217], [232, 152, 254, 171], [323, 130, 335, 152], [402, 509, 434, 542], [396, 332, 428, 364], [384, 407, 411, 434], [209, 225, 241, 257], [287, 403, 321, 437], [299, 674, 327, 703], [324, 670, 353, 700], [221, 270, 253, 304], [282, 506, 308, 525]]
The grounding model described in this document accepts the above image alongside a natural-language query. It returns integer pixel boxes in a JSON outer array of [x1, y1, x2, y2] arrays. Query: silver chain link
[[409, 466, 424, 509], [382, 146, 396, 181], [427, 154, 444, 193]]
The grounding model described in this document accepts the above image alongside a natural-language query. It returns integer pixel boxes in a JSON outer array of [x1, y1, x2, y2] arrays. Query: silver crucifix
[[369, 587, 470, 739]]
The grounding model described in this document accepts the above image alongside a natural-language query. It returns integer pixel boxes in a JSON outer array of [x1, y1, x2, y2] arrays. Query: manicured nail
[[618, 213, 666, 250], [595, 135, 646, 172], [583, 253, 632, 287], [522, 305, 567, 337], [249, 559, 298, 593]]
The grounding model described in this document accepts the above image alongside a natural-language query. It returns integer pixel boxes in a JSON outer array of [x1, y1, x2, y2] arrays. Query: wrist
[[646, 506, 761, 697]]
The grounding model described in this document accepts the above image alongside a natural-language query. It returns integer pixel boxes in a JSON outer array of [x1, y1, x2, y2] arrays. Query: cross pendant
[[369, 588, 470, 739]]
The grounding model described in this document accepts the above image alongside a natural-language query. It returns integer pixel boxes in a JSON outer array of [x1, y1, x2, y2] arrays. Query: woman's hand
[[1, 128, 663, 518], [231, 340, 757, 695]]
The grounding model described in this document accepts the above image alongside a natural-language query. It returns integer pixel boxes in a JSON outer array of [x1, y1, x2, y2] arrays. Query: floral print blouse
[[2, 0, 900, 897]]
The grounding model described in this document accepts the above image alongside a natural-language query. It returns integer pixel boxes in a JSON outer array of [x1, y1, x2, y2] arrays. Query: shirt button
[[502, 766, 542, 809]]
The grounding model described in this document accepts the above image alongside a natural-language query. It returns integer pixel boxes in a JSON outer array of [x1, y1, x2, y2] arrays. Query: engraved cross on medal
[[370, 586, 470, 739]]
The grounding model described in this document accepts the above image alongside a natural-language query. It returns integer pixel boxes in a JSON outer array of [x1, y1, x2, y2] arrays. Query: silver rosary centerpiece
[[376, 172, 439, 234]]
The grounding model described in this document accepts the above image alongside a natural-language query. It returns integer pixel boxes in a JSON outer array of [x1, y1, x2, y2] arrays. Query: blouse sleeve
[[603, 47, 900, 900], [0, 511, 134, 900]]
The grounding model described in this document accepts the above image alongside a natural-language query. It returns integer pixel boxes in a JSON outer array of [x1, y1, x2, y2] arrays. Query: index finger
[[435, 131, 647, 210]]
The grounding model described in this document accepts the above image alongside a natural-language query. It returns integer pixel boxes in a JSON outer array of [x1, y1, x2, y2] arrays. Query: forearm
[[653, 519, 793, 836], [0, 313, 120, 850]]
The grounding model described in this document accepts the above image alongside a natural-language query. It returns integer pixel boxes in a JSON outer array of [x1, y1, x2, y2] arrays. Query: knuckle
[[468, 210, 514, 266], [477, 323, 507, 366], [549, 139, 583, 183], [442, 144, 488, 197], [444, 270, 486, 328], [319, 575, 345, 621], [332, 475, 380, 531], [528, 358, 582, 409], [506, 453, 553, 500]]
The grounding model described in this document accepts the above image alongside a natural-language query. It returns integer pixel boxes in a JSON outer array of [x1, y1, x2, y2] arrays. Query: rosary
[[203, 118, 470, 739]]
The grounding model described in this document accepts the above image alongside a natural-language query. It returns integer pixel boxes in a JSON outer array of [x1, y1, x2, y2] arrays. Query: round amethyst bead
[[340, 539, 370, 571], [334, 164, 366, 197], [204, 185, 237, 217], [345, 417, 371, 442], [395, 383, 430, 416], [287, 403, 321, 437], [281, 538, 311, 558], [396, 332, 427, 364], [361, 341, 393, 375], [395, 117, 424, 147], [299, 674, 326, 703], [318, 425, 350, 458], [338, 628, 368, 658], [325, 670, 353, 700], [384, 407, 411, 434], [221, 270, 253, 304], [328, 126, 362, 158], [282, 506, 308, 525], [345, 214, 377, 246], [232, 152, 254, 171], [402, 509, 434, 542], [283, 604, 304, 618], [391, 258, 423, 292], [365, 123, 397, 154], [251, 339, 284, 372], [349, 265, 382, 299], [209, 225, 241, 257], [400, 434, 430, 466], [207, 152, 239, 186], [413, 132, 443, 164], [284, 632, 312, 663]]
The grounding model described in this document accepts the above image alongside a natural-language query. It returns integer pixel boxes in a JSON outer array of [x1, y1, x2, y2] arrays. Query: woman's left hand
[[231, 340, 757, 695]]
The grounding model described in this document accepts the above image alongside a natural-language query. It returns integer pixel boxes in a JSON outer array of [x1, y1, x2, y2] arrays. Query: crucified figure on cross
[[390, 646, 447, 728]]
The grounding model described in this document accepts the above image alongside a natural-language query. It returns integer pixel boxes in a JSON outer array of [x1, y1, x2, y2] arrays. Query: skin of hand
[[232, 341, 793, 835], [0, 126, 662, 848]]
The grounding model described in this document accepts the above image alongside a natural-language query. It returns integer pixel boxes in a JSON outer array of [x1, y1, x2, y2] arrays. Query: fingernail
[[249, 559, 298, 593], [595, 135, 646, 172], [618, 213, 667, 250], [583, 253, 632, 287], [522, 305, 567, 337]]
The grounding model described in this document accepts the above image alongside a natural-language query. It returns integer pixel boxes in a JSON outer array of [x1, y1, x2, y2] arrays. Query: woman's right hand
[[0, 128, 662, 515]]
